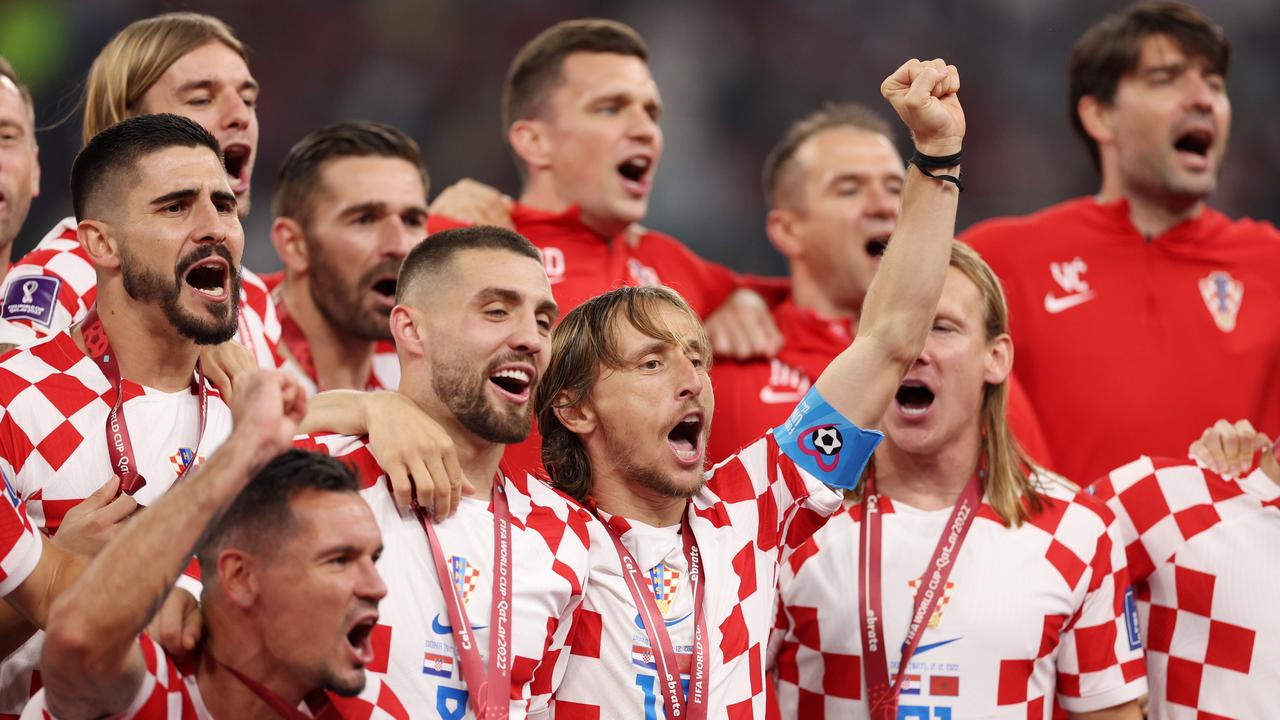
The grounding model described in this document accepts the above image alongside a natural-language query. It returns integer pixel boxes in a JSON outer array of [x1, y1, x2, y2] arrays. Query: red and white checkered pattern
[[0, 472, 41, 600], [0, 217, 282, 370], [770, 473, 1147, 719], [0, 331, 234, 714], [296, 432, 593, 719], [20, 634, 410, 719], [1091, 456, 1280, 719], [551, 430, 853, 719]]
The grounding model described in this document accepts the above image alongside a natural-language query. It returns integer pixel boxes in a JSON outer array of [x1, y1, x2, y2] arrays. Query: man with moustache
[[429, 18, 786, 479], [0, 12, 278, 370], [962, 1, 1280, 483], [707, 102, 1052, 467], [0, 57, 40, 276], [538, 57, 962, 718], [269, 121, 428, 393], [297, 226, 593, 718]]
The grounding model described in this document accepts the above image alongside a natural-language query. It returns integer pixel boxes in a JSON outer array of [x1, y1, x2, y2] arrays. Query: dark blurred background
[[3, 0, 1278, 274]]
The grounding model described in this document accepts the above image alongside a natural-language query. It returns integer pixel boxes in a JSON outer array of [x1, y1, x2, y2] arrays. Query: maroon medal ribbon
[[858, 466, 983, 720], [81, 307, 209, 497], [217, 658, 342, 720], [410, 472, 513, 720], [593, 501, 708, 720]]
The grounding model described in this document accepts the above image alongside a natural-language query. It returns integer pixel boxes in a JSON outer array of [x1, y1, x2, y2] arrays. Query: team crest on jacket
[[646, 562, 682, 615], [168, 448, 204, 474], [1198, 271, 1244, 333], [450, 555, 481, 607]]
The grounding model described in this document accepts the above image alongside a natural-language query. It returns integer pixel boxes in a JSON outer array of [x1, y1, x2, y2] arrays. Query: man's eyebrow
[[339, 201, 389, 218], [475, 287, 521, 304], [175, 77, 260, 94], [149, 188, 198, 206]]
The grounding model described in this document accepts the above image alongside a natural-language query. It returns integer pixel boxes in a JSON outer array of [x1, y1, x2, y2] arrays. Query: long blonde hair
[[83, 13, 246, 142], [861, 241, 1046, 526]]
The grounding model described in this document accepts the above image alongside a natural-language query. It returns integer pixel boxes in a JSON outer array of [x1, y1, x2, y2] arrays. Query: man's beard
[[120, 244, 241, 345], [432, 349, 534, 444], [309, 240, 398, 342], [608, 432, 706, 501]]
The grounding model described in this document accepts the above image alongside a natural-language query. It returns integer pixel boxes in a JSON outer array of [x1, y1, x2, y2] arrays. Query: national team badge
[[450, 555, 481, 608], [647, 562, 682, 616], [168, 448, 204, 474], [422, 651, 454, 678], [907, 577, 956, 628], [1199, 270, 1244, 333]]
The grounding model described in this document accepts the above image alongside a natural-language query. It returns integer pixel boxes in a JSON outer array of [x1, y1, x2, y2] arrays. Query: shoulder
[[293, 433, 384, 490], [8, 218, 93, 279], [961, 198, 1095, 251], [0, 332, 93, 387], [1024, 469, 1116, 533]]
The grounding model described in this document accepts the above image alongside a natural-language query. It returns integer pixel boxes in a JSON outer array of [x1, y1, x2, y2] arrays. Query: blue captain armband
[[772, 386, 882, 490]]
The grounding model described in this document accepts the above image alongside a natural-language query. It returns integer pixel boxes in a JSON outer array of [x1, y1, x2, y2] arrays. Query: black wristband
[[908, 148, 963, 192]]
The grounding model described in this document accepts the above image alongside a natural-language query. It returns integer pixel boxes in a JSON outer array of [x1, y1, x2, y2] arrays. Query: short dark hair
[[70, 113, 222, 221], [0, 55, 35, 125], [273, 120, 429, 226], [196, 449, 359, 579], [395, 225, 542, 305], [503, 18, 648, 139], [1069, 1, 1230, 170], [762, 102, 896, 209]]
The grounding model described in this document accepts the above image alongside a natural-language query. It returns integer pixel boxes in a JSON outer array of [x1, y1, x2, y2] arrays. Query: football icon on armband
[[811, 426, 843, 456]]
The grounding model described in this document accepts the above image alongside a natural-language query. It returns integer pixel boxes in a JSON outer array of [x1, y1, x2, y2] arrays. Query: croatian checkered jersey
[[0, 469, 41, 600], [551, 431, 865, 719], [0, 217, 282, 369], [19, 634, 410, 720], [0, 331, 234, 714], [296, 432, 594, 719], [1091, 456, 1280, 719], [769, 473, 1147, 719]]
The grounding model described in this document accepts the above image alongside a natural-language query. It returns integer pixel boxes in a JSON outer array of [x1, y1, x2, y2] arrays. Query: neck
[[589, 469, 688, 528], [789, 268, 862, 322], [197, 625, 310, 720], [280, 280, 376, 391], [1096, 177, 1203, 238], [873, 430, 982, 511], [78, 285, 199, 392], [400, 381, 504, 501], [519, 177, 629, 238]]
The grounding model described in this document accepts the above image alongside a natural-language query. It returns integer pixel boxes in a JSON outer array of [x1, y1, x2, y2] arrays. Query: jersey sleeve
[[1053, 507, 1148, 713], [0, 470, 42, 598], [0, 253, 94, 347], [650, 236, 739, 319]]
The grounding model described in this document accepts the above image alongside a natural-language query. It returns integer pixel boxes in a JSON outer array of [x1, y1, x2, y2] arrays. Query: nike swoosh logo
[[633, 612, 694, 629], [1043, 291, 1096, 314], [431, 614, 488, 635], [759, 387, 807, 404], [911, 637, 961, 656]]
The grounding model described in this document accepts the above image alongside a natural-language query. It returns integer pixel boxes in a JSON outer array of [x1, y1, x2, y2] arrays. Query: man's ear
[[553, 391, 596, 435], [216, 550, 258, 610], [510, 119, 552, 173], [765, 207, 804, 260], [271, 217, 309, 274], [390, 304, 427, 359], [983, 333, 1014, 386], [1077, 95, 1115, 147], [77, 220, 120, 270]]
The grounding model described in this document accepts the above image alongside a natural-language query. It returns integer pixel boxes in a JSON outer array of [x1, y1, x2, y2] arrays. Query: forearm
[[297, 389, 370, 435], [857, 166, 958, 356], [43, 435, 255, 685]]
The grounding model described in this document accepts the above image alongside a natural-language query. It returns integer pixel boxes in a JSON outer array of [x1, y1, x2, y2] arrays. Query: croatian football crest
[[168, 448, 204, 474], [907, 576, 956, 628], [646, 562, 682, 616], [450, 555, 481, 608], [1199, 270, 1244, 333]]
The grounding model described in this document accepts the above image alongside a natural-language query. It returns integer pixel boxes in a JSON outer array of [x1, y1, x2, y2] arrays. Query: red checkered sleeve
[[0, 219, 96, 347], [0, 473, 42, 598], [706, 433, 844, 566], [1052, 495, 1147, 713]]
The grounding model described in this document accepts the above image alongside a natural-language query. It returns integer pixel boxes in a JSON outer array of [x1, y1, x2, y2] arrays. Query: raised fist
[[229, 369, 307, 471], [881, 58, 965, 156]]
